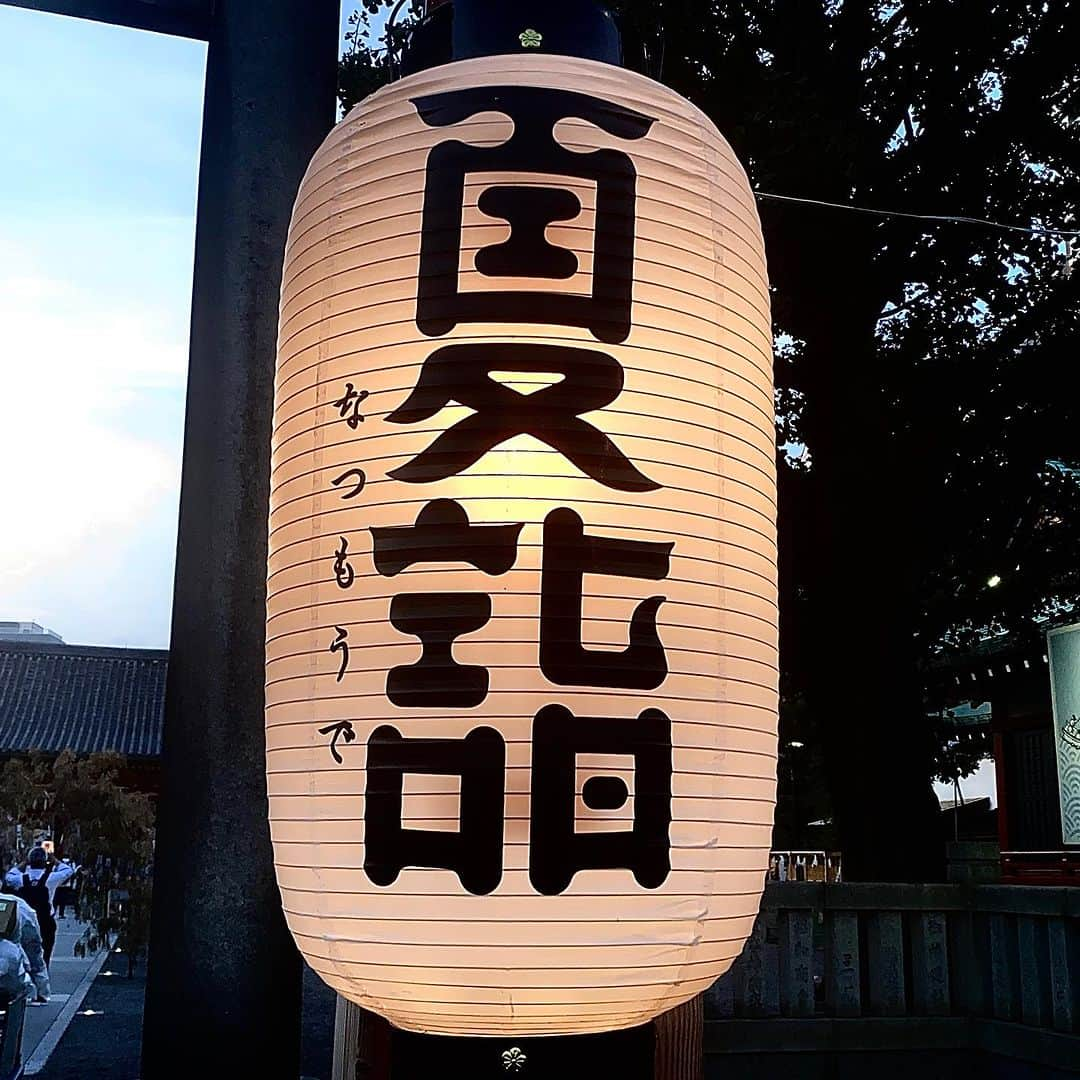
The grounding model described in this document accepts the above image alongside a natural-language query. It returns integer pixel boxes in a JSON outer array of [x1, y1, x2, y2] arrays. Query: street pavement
[[14, 923, 336, 1080], [21, 914, 108, 1074]]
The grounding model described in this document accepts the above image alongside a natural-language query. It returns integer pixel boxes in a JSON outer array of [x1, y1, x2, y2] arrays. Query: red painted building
[[931, 633, 1080, 885]]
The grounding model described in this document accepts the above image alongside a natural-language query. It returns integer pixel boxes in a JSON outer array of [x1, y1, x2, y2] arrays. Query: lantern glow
[[267, 54, 777, 1037]]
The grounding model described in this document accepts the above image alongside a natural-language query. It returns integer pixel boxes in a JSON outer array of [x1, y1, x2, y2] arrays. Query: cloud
[[0, 263, 187, 646], [0, 12, 204, 648]]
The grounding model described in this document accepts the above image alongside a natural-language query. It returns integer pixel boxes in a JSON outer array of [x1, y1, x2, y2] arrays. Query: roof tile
[[0, 642, 168, 758]]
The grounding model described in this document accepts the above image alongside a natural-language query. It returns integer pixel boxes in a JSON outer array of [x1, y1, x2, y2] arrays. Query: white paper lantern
[[267, 54, 776, 1037]]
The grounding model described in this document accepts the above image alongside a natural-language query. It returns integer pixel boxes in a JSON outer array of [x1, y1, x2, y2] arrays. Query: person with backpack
[[3, 847, 78, 967]]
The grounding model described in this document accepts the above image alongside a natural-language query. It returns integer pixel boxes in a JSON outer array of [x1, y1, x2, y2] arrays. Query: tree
[[0, 754, 51, 864], [340, 1, 1080, 880], [0, 752, 154, 974], [590, 0, 1079, 880], [638, 0, 1080, 880], [339, 0, 421, 113]]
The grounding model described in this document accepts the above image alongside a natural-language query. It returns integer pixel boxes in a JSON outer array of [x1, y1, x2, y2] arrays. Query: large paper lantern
[[267, 54, 776, 1036]]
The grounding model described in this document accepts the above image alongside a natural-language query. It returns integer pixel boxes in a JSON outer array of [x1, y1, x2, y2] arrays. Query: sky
[[0, 5, 360, 650]]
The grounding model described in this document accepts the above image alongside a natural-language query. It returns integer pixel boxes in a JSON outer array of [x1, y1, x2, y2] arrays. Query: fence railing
[[704, 882, 1079, 1071]]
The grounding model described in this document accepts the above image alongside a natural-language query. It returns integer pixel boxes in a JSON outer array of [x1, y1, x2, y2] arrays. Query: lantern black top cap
[[402, 0, 623, 76]]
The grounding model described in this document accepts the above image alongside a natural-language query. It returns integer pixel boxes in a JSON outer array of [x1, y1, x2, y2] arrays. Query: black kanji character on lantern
[[410, 85, 655, 343], [333, 536, 355, 590], [329, 625, 350, 683], [331, 467, 367, 500], [364, 724, 505, 895], [385, 343, 658, 492], [529, 703, 672, 895], [370, 499, 523, 576], [370, 500, 523, 708], [318, 719, 357, 765], [540, 507, 672, 688], [474, 185, 581, 280], [387, 593, 491, 708], [332, 383, 369, 429]]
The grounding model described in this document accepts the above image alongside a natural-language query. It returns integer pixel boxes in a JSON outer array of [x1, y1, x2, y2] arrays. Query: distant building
[[0, 621, 64, 645], [0, 640, 167, 793], [928, 632, 1080, 884]]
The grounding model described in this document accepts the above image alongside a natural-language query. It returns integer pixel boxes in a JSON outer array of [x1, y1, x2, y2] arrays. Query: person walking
[[4, 847, 77, 968], [54, 858, 79, 918], [0, 880, 51, 1003]]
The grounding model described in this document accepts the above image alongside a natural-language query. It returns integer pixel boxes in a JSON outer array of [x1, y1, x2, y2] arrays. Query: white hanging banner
[[1047, 623, 1080, 845]]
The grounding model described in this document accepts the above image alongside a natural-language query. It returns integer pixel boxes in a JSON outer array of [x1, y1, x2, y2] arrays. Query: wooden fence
[[704, 882, 1080, 1074], [332, 882, 1080, 1077]]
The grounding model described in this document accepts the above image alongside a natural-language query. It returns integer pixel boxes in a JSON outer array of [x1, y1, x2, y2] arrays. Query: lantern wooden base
[[335, 996, 703, 1080]]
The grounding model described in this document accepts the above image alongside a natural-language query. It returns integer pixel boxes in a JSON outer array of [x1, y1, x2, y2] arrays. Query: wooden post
[[866, 911, 906, 1017], [654, 997, 704, 1080], [332, 998, 366, 1080], [910, 911, 950, 1015], [140, 2, 339, 1076], [1017, 915, 1050, 1026], [779, 909, 815, 1017], [989, 913, 1018, 1020], [826, 911, 862, 1017], [737, 911, 779, 1017], [1047, 915, 1076, 1033]]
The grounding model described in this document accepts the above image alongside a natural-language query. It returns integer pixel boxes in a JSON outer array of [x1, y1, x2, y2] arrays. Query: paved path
[[20, 950, 336, 1080], [20, 914, 108, 1074]]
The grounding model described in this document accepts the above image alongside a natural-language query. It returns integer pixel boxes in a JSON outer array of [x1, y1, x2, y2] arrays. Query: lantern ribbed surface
[[267, 54, 776, 1036]]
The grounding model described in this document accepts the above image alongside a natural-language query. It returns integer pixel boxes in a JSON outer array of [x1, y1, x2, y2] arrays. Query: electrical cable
[[754, 190, 1080, 238]]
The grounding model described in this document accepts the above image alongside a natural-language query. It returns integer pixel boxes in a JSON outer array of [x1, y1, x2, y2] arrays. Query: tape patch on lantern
[[268, 54, 777, 1037]]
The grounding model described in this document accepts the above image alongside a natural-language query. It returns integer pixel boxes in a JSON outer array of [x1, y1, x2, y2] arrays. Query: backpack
[[17, 866, 54, 927]]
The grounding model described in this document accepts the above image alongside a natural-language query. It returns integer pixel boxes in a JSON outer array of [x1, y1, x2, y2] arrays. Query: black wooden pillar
[[141, 2, 339, 1075]]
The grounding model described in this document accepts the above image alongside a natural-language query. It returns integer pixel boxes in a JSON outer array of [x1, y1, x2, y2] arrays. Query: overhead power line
[[755, 190, 1080, 238]]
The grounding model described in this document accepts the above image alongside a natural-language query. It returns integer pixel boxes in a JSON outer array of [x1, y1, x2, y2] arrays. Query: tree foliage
[[340, 1, 1080, 879], [637, 0, 1080, 879], [340, 1, 422, 113], [0, 752, 154, 973]]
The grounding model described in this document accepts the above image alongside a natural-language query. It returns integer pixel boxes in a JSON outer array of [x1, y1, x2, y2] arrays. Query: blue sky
[[0, 8, 205, 649], [0, 5, 363, 649]]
